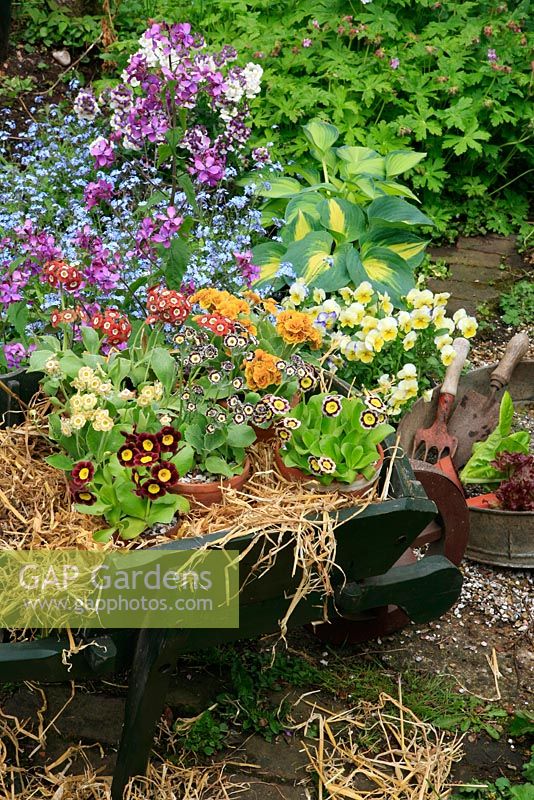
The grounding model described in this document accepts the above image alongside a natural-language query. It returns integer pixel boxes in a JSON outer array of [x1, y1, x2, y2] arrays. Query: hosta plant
[[250, 119, 433, 305], [277, 391, 394, 486]]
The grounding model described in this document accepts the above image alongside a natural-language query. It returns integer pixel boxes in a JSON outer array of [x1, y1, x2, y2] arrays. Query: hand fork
[[412, 337, 470, 463]]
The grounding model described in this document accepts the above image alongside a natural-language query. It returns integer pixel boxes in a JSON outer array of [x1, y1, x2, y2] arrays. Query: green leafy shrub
[[14, 0, 102, 49], [500, 280, 534, 327], [108, 0, 532, 240], [251, 118, 433, 305]]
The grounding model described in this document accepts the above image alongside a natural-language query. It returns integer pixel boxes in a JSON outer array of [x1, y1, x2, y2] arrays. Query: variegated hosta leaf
[[281, 210, 318, 244], [313, 243, 354, 292], [260, 197, 289, 227], [361, 228, 429, 268], [367, 196, 434, 227], [318, 197, 366, 243], [358, 246, 415, 307], [384, 150, 426, 178], [336, 146, 386, 178], [285, 192, 323, 223], [302, 118, 340, 153], [374, 180, 420, 202], [257, 176, 303, 198], [283, 231, 335, 287], [251, 242, 286, 291]]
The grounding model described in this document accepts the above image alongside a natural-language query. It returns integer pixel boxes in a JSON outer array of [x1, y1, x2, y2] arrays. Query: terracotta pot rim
[[275, 443, 384, 491], [467, 492, 534, 515], [173, 455, 252, 492]]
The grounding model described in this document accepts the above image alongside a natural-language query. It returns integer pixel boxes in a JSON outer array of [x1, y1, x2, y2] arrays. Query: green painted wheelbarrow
[[0, 439, 468, 799]]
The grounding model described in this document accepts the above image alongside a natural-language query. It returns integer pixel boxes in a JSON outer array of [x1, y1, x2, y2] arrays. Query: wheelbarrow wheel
[[312, 462, 469, 645]]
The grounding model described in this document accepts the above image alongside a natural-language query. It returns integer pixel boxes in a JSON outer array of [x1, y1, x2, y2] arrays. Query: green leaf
[[171, 444, 195, 476], [283, 231, 334, 287], [384, 150, 426, 178], [93, 527, 116, 543], [509, 710, 534, 737], [161, 237, 190, 289], [149, 347, 176, 389], [460, 392, 530, 484], [7, 301, 29, 337], [257, 176, 302, 198], [81, 326, 101, 354], [359, 246, 416, 308], [251, 241, 286, 291], [284, 192, 323, 223], [367, 197, 434, 227], [226, 423, 256, 448], [281, 209, 318, 244], [336, 146, 385, 178], [118, 517, 149, 540], [204, 455, 234, 478], [302, 118, 339, 152], [45, 453, 74, 470], [318, 197, 365, 242]]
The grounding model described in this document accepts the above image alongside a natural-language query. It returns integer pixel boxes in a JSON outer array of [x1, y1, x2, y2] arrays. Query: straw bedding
[[0, 419, 381, 553]]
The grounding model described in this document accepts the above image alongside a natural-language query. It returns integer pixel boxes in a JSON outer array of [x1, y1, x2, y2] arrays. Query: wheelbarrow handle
[[490, 331, 530, 391]]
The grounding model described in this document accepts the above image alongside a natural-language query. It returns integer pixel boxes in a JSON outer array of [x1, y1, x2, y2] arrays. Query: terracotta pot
[[466, 492, 499, 510], [170, 457, 252, 507], [274, 444, 385, 497]]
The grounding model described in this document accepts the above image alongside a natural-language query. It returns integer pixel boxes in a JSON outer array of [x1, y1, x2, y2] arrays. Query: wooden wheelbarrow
[[0, 441, 467, 799]]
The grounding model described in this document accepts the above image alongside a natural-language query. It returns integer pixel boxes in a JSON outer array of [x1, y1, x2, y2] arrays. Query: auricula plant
[[276, 391, 394, 485]]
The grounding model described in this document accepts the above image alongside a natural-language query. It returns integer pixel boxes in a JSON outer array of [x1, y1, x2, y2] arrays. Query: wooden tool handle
[[441, 337, 470, 397], [490, 331, 530, 390]]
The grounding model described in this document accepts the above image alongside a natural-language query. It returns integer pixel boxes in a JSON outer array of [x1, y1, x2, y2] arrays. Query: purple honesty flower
[[153, 206, 183, 247], [73, 89, 99, 121], [234, 250, 260, 287], [89, 136, 115, 168], [84, 179, 114, 210], [390, 57, 400, 69], [4, 342, 35, 370], [189, 150, 226, 186], [487, 48, 498, 62], [302, 38, 313, 48]]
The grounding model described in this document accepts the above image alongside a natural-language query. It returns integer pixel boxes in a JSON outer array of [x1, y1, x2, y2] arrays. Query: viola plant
[[276, 392, 394, 486], [283, 282, 478, 415]]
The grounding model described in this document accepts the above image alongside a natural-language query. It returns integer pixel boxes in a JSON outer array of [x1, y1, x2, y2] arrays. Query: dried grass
[[0, 692, 249, 799], [301, 684, 464, 800]]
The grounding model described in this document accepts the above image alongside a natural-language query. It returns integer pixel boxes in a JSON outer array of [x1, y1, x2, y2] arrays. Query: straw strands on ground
[[301, 686, 464, 800], [0, 692, 248, 799]]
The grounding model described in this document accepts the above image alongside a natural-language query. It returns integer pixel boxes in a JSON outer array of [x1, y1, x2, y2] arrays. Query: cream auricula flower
[[433, 292, 450, 307], [70, 413, 87, 430], [361, 314, 379, 335], [322, 298, 341, 316]]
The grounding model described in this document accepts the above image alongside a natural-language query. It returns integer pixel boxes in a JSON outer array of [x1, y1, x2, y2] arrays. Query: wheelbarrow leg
[[111, 629, 189, 800]]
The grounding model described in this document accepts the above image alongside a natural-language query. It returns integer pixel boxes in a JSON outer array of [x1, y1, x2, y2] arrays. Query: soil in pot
[[274, 445, 384, 498], [170, 457, 252, 507]]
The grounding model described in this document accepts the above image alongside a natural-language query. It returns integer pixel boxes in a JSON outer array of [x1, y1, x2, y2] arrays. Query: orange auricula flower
[[275, 310, 322, 349], [243, 349, 282, 391]]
